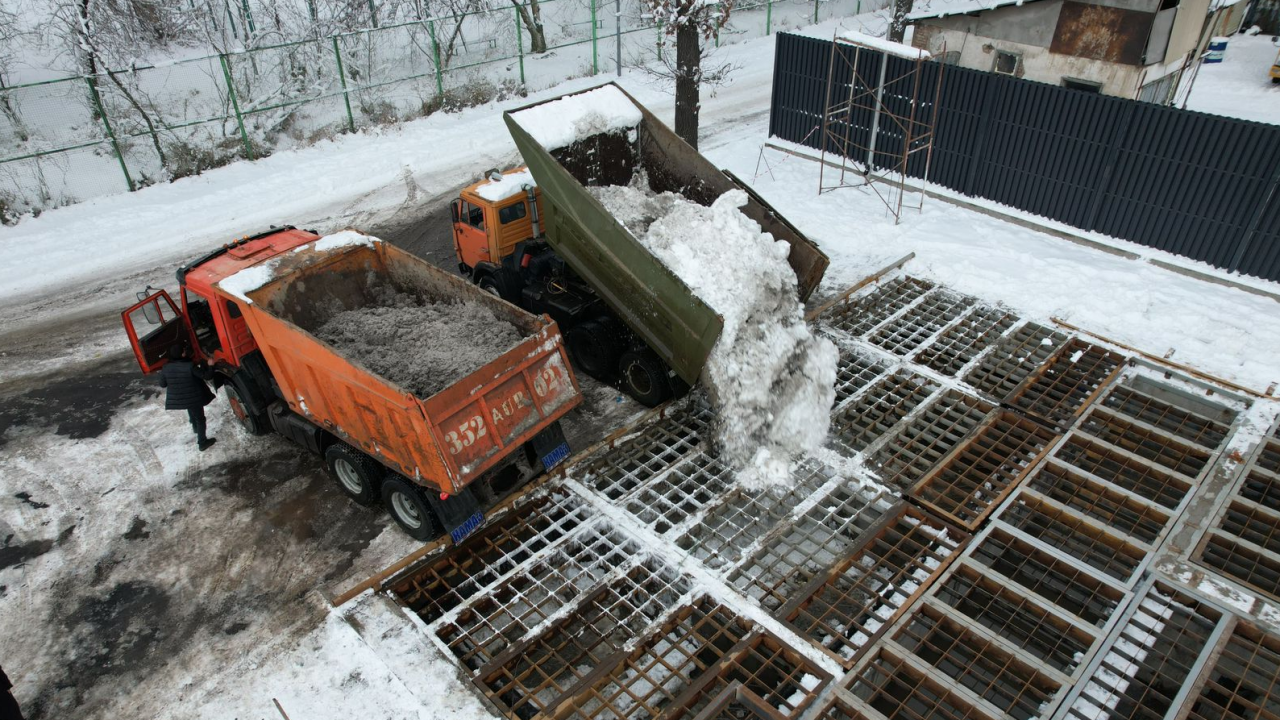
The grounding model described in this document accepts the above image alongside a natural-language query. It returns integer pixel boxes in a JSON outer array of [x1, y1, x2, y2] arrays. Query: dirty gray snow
[[591, 179, 838, 489], [314, 291, 524, 398]]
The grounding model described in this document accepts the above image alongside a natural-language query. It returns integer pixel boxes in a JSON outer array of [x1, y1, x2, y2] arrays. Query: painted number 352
[[445, 416, 487, 455]]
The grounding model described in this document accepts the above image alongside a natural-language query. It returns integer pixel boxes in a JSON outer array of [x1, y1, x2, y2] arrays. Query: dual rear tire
[[324, 442, 443, 541]]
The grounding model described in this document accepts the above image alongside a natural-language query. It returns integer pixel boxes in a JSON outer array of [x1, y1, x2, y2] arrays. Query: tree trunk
[[674, 20, 699, 149], [888, 0, 912, 42], [511, 0, 547, 53]]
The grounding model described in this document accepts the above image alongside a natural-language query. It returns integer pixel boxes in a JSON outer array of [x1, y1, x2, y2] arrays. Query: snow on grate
[[819, 276, 936, 340], [1003, 339, 1125, 430], [830, 370, 940, 455], [832, 348, 892, 409], [964, 323, 1069, 402], [913, 305, 1019, 377], [869, 389, 995, 491], [868, 289, 976, 357]]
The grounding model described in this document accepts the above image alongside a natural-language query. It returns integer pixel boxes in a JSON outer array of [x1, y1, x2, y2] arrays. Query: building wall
[[1165, 0, 1214, 63]]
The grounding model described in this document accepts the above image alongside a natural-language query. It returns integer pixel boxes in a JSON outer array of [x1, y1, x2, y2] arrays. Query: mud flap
[[530, 421, 570, 472], [425, 488, 485, 544]]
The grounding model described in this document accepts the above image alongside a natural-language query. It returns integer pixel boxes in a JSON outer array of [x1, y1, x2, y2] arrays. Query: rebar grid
[[1239, 467, 1280, 510], [847, 647, 1000, 720], [819, 276, 936, 340], [1259, 438, 1280, 477], [812, 696, 867, 720], [479, 561, 691, 720], [623, 452, 736, 536], [784, 505, 965, 665], [550, 599, 753, 720], [579, 397, 715, 501], [932, 564, 1095, 675], [1067, 583, 1222, 720], [964, 323, 1069, 402], [1199, 533, 1280, 602], [870, 390, 995, 491], [869, 290, 976, 357], [437, 524, 639, 671], [1054, 436, 1192, 510], [914, 306, 1019, 377], [677, 461, 835, 570], [729, 487, 893, 612], [1077, 411, 1212, 480], [830, 370, 940, 454], [1026, 463, 1171, 545], [893, 604, 1062, 720], [1186, 621, 1280, 720], [1219, 501, 1280, 557], [694, 685, 791, 720], [1000, 494, 1147, 584], [911, 412, 1058, 530], [969, 529, 1124, 628], [834, 349, 892, 408], [1004, 340, 1125, 429], [391, 490, 589, 624], [668, 633, 830, 720], [1100, 385, 1233, 451]]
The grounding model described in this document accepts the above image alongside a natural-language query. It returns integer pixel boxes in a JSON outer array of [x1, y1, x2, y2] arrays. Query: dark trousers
[[0, 690, 24, 720], [187, 407, 208, 442]]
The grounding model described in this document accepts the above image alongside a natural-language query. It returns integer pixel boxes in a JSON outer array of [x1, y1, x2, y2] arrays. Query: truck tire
[[566, 320, 623, 380], [325, 444, 383, 507], [382, 477, 444, 541], [225, 382, 269, 436], [478, 268, 523, 305], [618, 349, 674, 407]]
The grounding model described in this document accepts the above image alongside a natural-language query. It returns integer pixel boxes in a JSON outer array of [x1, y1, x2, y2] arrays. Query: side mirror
[[450, 200, 461, 223], [137, 287, 161, 324]]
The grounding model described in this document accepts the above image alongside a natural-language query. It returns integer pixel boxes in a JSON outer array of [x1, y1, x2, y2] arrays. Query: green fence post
[[219, 54, 255, 159], [591, 0, 599, 74], [515, 6, 527, 86], [84, 76, 135, 192], [766, 0, 772, 34], [332, 36, 357, 133], [240, 0, 257, 34], [813, 0, 819, 24], [368, 0, 379, 26], [428, 19, 444, 96]]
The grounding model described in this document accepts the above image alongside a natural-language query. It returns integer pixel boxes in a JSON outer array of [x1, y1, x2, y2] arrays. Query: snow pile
[[219, 262, 281, 303], [312, 229, 382, 252], [475, 169, 538, 202], [591, 180, 838, 489], [838, 30, 931, 59], [510, 85, 643, 151]]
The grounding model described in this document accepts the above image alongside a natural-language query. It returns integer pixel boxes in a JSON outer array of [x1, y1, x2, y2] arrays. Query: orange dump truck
[[122, 226, 580, 542]]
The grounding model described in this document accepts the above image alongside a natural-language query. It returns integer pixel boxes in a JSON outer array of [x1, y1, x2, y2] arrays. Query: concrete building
[[908, 0, 1248, 102]]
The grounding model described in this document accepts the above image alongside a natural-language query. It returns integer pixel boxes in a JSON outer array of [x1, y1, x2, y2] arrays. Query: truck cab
[[452, 168, 545, 283]]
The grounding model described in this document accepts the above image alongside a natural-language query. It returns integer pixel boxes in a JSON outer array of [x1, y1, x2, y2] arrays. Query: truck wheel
[[382, 478, 443, 541], [324, 444, 383, 507], [618, 349, 674, 407], [566, 320, 623, 380], [478, 269, 523, 305], [225, 383, 269, 436]]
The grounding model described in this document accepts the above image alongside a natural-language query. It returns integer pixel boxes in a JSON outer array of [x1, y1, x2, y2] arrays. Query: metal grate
[[1004, 339, 1125, 429], [666, 632, 830, 720], [1219, 501, 1280, 557], [1078, 410, 1212, 480], [1054, 435, 1192, 510], [848, 647, 999, 720], [1239, 467, 1280, 511], [784, 505, 965, 665], [1000, 493, 1147, 584], [729, 486, 891, 612], [579, 396, 715, 501], [1258, 439, 1280, 477], [830, 370, 940, 455], [870, 390, 995, 491], [1067, 581, 1222, 720], [834, 349, 891, 408], [931, 563, 1095, 675], [964, 323, 1069, 402], [623, 452, 735, 536], [968, 528, 1125, 628], [820, 276, 936, 339], [914, 305, 1019, 377], [869, 290, 976, 357], [892, 603, 1062, 720], [390, 490, 590, 624], [478, 560, 690, 720], [1199, 533, 1280, 602], [911, 412, 1059, 530], [1186, 621, 1280, 720], [1100, 384, 1233, 451], [1025, 463, 1171, 545]]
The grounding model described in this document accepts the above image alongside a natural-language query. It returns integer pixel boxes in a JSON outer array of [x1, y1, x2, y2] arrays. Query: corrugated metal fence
[[769, 33, 1280, 282]]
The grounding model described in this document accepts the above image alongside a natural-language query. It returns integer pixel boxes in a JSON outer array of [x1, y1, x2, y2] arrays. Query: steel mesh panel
[[667, 633, 830, 720], [814, 696, 869, 720], [580, 396, 715, 500], [870, 390, 995, 491], [848, 648, 999, 720], [831, 370, 940, 454], [964, 323, 1069, 401], [911, 412, 1058, 530], [1004, 340, 1124, 429], [1258, 439, 1280, 477], [391, 490, 589, 624], [785, 506, 964, 665], [869, 290, 976, 356], [1199, 533, 1280, 602], [1025, 463, 1171, 545], [893, 604, 1062, 720], [623, 451, 736, 536], [914, 305, 1019, 377], [1078, 411, 1212, 480], [1000, 493, 1147, 583], [1186, 622, 1280, 720], [969, 528, 1125, 628], [1219, 501, 1280, 557], [1068, 582, 1222, 720], [834, 349, 892, 408], [820, 276, 936, 339], [1101, 385, 1233, 451], [932, 564, 1095, 675], [1054, 435, 1192, 510], [1240, 467, 1280, 511]]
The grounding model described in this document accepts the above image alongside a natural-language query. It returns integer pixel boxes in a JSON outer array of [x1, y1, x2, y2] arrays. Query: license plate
[[541, 441, 570, 471], [449, 510, 485, 544]]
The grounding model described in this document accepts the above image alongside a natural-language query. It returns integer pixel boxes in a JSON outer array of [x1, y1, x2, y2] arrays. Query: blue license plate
[[541, 441, 570, 471], [450, 510, 485, 544]]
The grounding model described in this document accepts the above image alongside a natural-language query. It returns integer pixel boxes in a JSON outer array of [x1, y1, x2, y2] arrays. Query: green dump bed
[[503, 83, 830, 386]]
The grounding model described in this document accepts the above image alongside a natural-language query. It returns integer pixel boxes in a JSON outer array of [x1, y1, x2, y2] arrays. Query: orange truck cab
[[123, 226, 581, 542]]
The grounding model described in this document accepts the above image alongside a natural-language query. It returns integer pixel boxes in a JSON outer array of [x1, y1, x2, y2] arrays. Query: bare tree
[[0, 3, 30, 141], [511, 0, 546, 53], [642, 0, 735, 149], [888, 0, 912, 42]]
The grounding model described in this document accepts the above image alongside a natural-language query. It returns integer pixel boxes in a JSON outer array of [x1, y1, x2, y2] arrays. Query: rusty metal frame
[[868, 290, 976, 357], [817, 276, 936, 341], [913, 305, 1020, 378], [964, 322, 1071, 403], [870, 389, 995, 491], [830, 369, 942, 455], [1002, 338, 1126, 430]]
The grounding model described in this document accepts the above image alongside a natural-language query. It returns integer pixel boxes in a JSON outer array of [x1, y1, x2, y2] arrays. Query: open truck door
[[122, 289, 188, 374]]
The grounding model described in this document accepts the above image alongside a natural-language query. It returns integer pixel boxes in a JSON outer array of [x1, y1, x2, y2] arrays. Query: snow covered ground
[[2, 12, 1280, 720], [1185, 32, 1280, 125]]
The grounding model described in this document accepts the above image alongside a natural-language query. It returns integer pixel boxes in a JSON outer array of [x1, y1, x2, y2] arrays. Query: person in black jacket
[[0, 664, 23, 720], [160, 344, 217, 451]]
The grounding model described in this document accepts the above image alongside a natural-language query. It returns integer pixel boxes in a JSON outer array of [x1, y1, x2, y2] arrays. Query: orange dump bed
[[226, 239, 580, 494]]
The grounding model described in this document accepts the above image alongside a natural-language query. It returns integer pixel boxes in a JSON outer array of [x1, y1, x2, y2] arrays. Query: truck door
[[453, 199, 491, 270], [122, 290, 189, 374]]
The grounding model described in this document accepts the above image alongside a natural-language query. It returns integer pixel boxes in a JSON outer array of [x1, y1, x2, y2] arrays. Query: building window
[[1062, 77, 1103, 93], [993, 50, 1019, 75]]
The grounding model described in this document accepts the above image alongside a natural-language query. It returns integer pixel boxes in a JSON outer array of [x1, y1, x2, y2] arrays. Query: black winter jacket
[[160, 360, 215, 410]]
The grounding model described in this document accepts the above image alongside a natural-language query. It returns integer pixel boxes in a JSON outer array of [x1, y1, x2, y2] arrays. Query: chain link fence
[[0, 0, 885, 221]]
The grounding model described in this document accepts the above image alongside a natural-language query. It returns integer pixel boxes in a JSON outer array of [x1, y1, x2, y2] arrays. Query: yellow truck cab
[[452, 168, 546, 282]]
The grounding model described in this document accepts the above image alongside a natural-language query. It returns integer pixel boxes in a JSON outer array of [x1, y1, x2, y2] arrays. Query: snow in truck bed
[[509, 84, 643, 151]]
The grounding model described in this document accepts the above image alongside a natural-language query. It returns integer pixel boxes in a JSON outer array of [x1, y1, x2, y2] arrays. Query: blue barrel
[[1205, 37, 1228, 63]]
